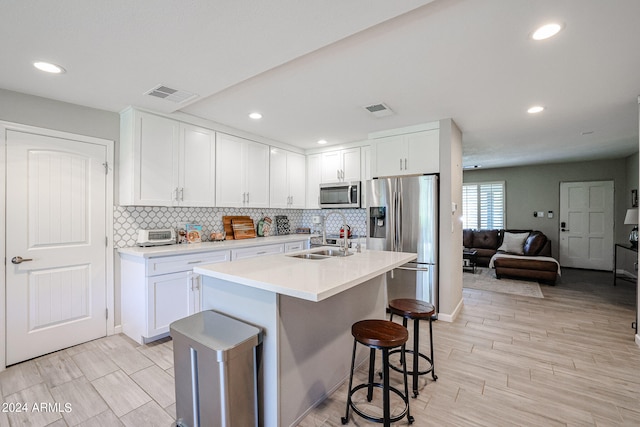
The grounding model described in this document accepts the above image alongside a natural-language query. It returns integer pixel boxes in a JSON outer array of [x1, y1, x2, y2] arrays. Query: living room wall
[[463, 156, 637, 263]]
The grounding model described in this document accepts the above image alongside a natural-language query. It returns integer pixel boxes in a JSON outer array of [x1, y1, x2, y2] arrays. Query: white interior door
[[559, 181, 614, 270], [6, 130, 108, 365]]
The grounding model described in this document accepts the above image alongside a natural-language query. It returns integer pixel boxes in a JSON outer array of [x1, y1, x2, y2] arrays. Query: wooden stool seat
[[352, 319, 408, 349], [388, 299, 435, 319], [342, 319, 414, 426], [388, 298, 438, 398]]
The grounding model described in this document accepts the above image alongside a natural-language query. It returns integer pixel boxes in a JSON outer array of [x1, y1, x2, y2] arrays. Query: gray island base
[[195, 248, 417, 426]]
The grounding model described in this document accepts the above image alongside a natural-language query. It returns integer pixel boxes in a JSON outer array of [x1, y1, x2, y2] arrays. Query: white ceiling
[[2, 0, 639, 169]]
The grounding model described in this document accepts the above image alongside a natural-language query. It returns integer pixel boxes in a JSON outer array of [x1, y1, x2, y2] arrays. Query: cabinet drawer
[[285, 240, 307, 253], [146, 250, 231, 276], [232, 244, 284, 260]]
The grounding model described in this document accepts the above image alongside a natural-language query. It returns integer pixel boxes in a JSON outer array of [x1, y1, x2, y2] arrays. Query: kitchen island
[[195, 248, 417, 427]]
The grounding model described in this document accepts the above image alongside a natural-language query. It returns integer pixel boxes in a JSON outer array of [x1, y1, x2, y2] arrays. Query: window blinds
[[462, 182, 505, 229]]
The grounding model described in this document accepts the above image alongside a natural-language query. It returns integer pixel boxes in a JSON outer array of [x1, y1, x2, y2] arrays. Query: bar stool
[[342, 319, 414, 426], [388, 298, 437, 398]]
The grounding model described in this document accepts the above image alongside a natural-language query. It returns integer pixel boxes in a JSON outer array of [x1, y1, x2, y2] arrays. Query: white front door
[[559, 181, 614, 270], [6, 130, 108, 365]]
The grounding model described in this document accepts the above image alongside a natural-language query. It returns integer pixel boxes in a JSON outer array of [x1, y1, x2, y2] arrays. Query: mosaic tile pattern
[[113, 206, 366, 248]]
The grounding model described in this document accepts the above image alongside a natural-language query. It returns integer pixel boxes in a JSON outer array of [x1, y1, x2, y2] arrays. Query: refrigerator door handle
[[397, 266, 429, 272]]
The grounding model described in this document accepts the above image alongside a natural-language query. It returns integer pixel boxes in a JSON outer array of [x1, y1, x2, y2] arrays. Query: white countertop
[[194, 248, 417, 302], [117, 234, 313, 258]]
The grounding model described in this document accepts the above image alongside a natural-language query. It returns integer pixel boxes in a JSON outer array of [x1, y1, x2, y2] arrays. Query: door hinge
[[102, 162, 109, 175], [105, 236, 108, 247], [105, 308, 109, 320]]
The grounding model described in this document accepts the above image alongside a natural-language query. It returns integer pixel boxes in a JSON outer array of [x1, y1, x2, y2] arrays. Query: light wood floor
[[0, 268, 637, 426]]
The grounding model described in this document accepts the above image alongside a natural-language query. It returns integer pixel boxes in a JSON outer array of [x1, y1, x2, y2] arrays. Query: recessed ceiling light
[[249, 112, 262, 120], [317, 139, 327, 145], [527, 105, 545, 114], [33, 61, 66, 74], [531, 23, 562, 41]]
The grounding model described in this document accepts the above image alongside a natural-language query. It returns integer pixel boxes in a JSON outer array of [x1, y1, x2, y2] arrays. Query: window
[[462, 181, 505, 229]]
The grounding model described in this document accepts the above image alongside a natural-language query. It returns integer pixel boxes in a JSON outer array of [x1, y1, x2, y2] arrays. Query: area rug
[[463, 267, 544, 298]]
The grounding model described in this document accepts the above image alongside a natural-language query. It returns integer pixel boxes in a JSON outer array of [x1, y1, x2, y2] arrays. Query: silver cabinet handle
[[246, 192, 249, 203], [399, 159, 403, 170], [337, 170, 340, 180], [404, 158, 407, 169], [243, 192, 246, 203], [174, 187, 179, 201], [12, 256, 33, 264], [180, 187, 184, 201], [397, 266, 429, 272]]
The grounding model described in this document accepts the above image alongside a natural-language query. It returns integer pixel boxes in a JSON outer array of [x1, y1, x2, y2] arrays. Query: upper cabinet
[[372, 129, 439, 177], [270, 148, 306, 209], [215, 133, 269, 208], [320, 147, 361, 183], [306, 154, 322, 209], [119, 108, 215, 206]]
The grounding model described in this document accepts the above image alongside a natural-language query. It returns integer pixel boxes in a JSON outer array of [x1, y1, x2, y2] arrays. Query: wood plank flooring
[[299, 269, 640, 426], [0, 268, 637, 426]]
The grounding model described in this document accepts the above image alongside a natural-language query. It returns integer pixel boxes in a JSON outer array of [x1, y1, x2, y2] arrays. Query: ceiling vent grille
[[363, 102, 394, 117], [145, 85, 198, 103]]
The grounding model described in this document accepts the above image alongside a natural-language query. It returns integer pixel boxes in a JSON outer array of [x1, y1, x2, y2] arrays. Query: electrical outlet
[[537, 211, 544, 218]]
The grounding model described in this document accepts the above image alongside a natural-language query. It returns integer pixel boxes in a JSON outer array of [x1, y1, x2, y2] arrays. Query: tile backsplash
[[113, 206, 366, 248]]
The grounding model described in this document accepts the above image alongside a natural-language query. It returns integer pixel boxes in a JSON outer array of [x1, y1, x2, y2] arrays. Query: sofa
[[463, 229, 559, 284]]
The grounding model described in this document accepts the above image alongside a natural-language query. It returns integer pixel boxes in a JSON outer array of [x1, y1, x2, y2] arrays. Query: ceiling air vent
[[363, 102, 394, 118], [145, 85, 198, 104]]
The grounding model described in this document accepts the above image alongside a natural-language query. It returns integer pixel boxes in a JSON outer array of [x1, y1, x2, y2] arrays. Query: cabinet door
[[179, 124, 216, 206], [146, 271, 192, 338], [306, 154, 322, 209], [288, 152, 306, 208], [136, 112, 179, 205], [321, 150, 342, 183], [269, 148, 289, 208], [361, 146, 372, 207], [341, 147, 361, 182], [245, 140, 270, 207], [374, 135, 404, 177], [216, 134, 245, 207], [231, 244, 284, 260], [405, 130, 439, 174]]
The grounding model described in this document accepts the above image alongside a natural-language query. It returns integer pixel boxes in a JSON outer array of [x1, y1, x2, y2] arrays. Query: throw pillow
[[497, 232, 530, 255]]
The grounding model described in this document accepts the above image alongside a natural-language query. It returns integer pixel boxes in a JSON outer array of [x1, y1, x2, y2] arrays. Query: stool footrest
[[345, 383, 410, 424], [389, 349, 435, 376]]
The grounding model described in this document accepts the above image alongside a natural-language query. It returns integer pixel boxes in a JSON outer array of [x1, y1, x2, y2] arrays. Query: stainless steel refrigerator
[[367, 175, 438, 312]]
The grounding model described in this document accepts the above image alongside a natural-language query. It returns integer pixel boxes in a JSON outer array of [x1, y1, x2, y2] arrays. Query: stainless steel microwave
[[319, 181, 361, 209]]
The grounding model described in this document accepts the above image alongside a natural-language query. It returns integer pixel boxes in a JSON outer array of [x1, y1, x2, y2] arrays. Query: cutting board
[[222, 216, 252, 239], [231, 218, 256, 239]]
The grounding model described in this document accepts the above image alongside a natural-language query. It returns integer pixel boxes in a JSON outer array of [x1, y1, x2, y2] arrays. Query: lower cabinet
[[121, 250, 231, 344], [231, 243, 285, 261]]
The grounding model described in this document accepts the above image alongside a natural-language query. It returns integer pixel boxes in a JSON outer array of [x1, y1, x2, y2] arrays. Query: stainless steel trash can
[[170, 310, 262, 427]]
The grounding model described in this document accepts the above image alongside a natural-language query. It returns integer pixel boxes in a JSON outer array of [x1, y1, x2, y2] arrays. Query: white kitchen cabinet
[[285, 240, 308, 252], [120, 249, 231, 344], [270, 148, 306, 209], [306, 153, 322, 209], [373, 129, 439, 177], [216, 133, 269, 208], [178, 123, 216, 206], [119, 108, 216, 206], [360, 145, 372, 207], [231, 243, 284, 261], [321, 147, 361, 183]]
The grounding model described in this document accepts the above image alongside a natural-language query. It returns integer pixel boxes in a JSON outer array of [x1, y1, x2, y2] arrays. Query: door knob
[[11, 256, 33, 264]]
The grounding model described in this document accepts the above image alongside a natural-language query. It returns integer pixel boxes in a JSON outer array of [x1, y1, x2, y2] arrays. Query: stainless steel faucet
[[322, 211, 349, 253]]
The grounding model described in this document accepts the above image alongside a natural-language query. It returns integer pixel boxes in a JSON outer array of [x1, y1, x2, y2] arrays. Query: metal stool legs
[[390, 313, 437, 397], [342, 340, 414, 426]]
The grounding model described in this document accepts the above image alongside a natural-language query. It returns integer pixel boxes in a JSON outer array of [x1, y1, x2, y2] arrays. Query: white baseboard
[[438, 297, 464, 323]]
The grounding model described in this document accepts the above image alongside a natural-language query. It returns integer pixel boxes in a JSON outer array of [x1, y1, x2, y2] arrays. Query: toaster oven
[[136, 228, 177, 247]]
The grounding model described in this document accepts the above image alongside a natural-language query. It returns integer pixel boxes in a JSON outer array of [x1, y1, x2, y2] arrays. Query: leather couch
[[463, 229, 558, 284]]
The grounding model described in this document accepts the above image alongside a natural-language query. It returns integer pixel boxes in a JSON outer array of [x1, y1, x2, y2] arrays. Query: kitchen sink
[[287, 248, 354, 260], [310, 248, 353, 257], [288, 253, 330, 260]]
